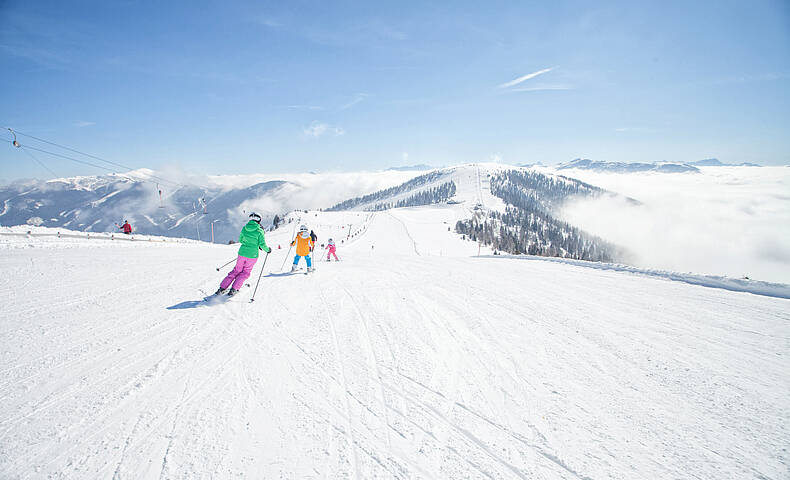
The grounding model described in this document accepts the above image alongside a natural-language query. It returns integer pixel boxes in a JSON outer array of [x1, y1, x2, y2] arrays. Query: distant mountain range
[[0, 169, 422, 242], [386, 164, 434, 172], [688, 158, 761, 167], [0, 173, 286, 243], [556, 158, 762, 173], [557, 158, 700, 173]]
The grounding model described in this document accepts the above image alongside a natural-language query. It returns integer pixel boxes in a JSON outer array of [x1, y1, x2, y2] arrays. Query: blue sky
[[1, 0, 789, 180]]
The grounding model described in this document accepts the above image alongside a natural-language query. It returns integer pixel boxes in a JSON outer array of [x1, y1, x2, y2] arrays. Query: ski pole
[[280, 219, 299, 271], [216, 258, 237, 271], [250, 252, 269, 303], [280, 243, 293, 271]]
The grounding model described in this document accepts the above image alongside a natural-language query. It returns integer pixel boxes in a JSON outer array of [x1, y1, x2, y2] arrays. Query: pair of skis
[[208, 251, 315, 305], [208, 251, 272, 304]]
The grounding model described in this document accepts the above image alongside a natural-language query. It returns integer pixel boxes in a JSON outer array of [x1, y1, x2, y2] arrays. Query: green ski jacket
[[237, 220, 270, 258]]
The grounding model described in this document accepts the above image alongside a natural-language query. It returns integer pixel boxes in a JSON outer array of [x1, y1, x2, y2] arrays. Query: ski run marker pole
[[250, 252, 269, 303], [216, 258, 237, 271]]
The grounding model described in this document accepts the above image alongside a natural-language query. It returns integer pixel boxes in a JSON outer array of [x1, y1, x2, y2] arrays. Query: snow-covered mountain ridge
[[558, 158, 700, 173], [457, 169, 624, 261], [689, 158, 761, 167], [325, 164, 629, 261], [0, 169, 421, 243]]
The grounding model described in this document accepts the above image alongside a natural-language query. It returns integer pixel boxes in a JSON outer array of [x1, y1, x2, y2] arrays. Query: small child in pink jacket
[[326, 238, 339, 261]]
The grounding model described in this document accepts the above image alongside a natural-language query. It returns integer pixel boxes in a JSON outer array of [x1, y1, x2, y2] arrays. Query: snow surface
[[1, 209, 789, 479]]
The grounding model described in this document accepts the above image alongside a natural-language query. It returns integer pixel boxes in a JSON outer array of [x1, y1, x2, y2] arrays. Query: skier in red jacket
[[119, 220, 132, 234]]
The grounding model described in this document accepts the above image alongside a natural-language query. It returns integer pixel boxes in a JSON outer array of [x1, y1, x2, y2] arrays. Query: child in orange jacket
[[290, 224, 314, 272]]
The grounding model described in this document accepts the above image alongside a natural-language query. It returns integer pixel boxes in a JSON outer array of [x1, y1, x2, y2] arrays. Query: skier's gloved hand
[[264, 247, 272, 253]]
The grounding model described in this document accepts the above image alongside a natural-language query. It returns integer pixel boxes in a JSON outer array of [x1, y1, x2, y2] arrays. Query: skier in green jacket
[[215, 213, 271, 296]]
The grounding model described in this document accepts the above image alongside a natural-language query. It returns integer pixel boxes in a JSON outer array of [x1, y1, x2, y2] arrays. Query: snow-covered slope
[[1, 210, 788, 479], [326, 163, 625, 261], [327, 163, 512, 213]]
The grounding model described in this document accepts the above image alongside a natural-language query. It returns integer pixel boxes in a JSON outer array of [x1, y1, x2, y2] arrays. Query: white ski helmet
[[299, 224, 308, 233], [249, 212, 261, 223]]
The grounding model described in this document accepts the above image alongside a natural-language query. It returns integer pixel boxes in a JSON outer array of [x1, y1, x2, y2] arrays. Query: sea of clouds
[[554, 166, 790, 284]]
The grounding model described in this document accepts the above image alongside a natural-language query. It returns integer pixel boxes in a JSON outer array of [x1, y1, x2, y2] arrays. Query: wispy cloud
[[253, 16, 282, 28], [286, 105, 324, 111], [340, 93, 369, 110], [304, 122, 345, 137], [0, 43, 71, 69], [73, 121, 95, 128], [507, 84, 572, 92], [498, 67, 555, 89], [1, 11, 95, 70], [284, 94, 369, 113]]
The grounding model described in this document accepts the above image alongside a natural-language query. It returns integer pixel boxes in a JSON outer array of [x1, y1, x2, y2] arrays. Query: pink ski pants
[[220, 255, 258, 290]]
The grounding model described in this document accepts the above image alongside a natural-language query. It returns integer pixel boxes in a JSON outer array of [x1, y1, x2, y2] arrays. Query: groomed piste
[[1, 204, 788, 479]]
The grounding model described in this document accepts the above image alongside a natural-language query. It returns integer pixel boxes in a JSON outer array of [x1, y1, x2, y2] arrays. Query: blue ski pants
[[293, 254, 312, 267]]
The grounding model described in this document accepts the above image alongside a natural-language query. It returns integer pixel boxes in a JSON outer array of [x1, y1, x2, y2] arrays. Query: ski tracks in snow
[[3, 229, 788, 479], [386, 211, 420, 256], [326, 272, 568, 479], [317, 288, 362, 479]]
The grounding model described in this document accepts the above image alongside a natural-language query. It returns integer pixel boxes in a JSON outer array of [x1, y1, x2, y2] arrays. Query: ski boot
[[214, 287, 227, 295], [227, 288, 238, 297], [290, 264, 298, 272]]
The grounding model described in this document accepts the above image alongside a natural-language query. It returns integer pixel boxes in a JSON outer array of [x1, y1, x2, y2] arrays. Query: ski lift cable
[[7, 140, 183, 189], [17, 144, 134, 176], [3, 134, 162, 183], [5, 129, 217, 209], [19, 146, 59, 179], [9, 128, 186, 189]]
